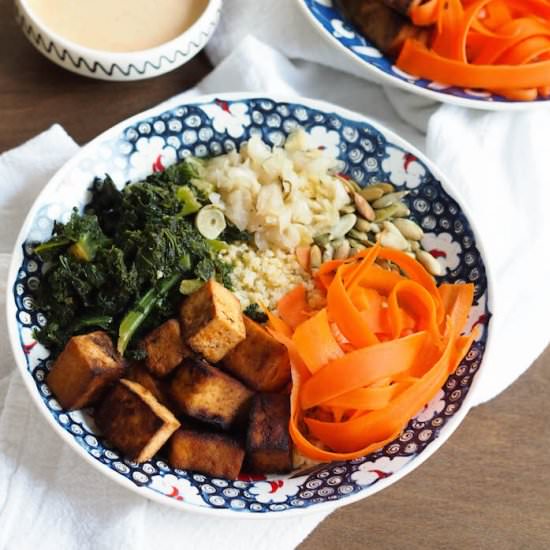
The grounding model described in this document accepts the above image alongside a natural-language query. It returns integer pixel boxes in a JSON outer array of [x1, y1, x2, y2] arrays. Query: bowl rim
[[16, 0, 222, 60], [295, 0, 550, 111], [6, 91, 496, 518]]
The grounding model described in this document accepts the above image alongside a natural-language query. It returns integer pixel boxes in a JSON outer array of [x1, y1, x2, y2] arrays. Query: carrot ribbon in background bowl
[[267, 244, 478, 461], [396, 0, 550, 100]]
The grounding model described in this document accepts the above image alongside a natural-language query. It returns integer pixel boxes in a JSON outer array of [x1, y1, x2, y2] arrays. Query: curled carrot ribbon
[[267, 245, 478, 461], [397, 0, 550, 100]]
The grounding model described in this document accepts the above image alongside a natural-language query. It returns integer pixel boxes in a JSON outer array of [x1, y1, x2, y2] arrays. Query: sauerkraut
[[194, 129, 350, 251]]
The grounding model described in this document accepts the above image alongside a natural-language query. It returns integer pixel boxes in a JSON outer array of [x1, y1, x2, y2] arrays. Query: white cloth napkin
[[2, 3, 550, 548], [0, 127, 330, 549]]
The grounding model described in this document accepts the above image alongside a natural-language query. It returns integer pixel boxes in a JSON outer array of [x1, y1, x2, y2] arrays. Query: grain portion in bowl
[[220, 243, 313, 310]]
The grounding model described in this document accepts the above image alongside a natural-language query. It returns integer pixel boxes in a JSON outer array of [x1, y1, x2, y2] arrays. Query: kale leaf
[[219, 223, 253, 244], [34, 209, 110, 262], [244, 303, 268, 324], [86, 176, 123, 237], [32, 158, 234, 357]]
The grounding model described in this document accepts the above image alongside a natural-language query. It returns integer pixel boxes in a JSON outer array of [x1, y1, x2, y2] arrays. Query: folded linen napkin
[[0, 126, 331, 550]]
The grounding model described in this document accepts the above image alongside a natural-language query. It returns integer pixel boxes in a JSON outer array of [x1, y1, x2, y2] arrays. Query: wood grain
[[1, 0, 549, 547]]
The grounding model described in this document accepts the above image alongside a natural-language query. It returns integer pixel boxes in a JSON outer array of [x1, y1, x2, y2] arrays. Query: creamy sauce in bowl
[[25, 0, 209, 52]]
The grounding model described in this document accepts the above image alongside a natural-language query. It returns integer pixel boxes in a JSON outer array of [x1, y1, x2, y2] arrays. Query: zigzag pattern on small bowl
[[14, 0, 221, 81]]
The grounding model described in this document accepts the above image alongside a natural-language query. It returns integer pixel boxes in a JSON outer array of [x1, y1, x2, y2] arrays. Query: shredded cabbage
[[198, 129, 350, 251]]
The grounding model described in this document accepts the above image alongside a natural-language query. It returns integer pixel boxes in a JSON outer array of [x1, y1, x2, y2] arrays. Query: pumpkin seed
[[330, 214, 357, 240], [416, 250, 443, 277], [354, 218, 372, 233], [310, 245, 322, 270], [334, 240, 351, 259], [314, 233, 331, 247], [369, 222, 381, 234], [360, 186, 384, 202], [372, 191, 409, 209], [338, 175, 362, 194], [354, 193, 375, 221], [348, 238, 367, 251], [323, 244, 334, 262], [340, 204, 356, 214], [348, 229, 369, 243], [376, 259, 393, 272], [379, 222, 409, 250], [348, 178, 363, 193], [379, 232, 408, 251], [374, 203, 401, 222], [382, 220, 401, 235], [393, 218, 423, 240], [392, 202, 411, 218], [369, 182, 395, 194]]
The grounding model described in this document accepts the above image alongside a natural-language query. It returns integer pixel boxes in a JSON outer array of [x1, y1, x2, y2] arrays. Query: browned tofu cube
[[246, 393, 292, 473], [142, 319, 190, 377], [125, 361, 173, 409], [223, 316, 290, 391], [168, 429, 244, 479], [170, 358, 252, 430], [179, 280, 245, 363], [47, 331, 124, 410], [95, 379, 180, 463]]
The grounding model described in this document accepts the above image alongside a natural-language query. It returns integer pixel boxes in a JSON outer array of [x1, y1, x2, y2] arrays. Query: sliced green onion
[[176, 185, 202, 216], [195, 205, 227, 240], [179, 278, 204, 295]]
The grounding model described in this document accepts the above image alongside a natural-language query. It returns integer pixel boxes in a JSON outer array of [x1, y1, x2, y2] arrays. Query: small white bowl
[[14, 0, 222, 81]]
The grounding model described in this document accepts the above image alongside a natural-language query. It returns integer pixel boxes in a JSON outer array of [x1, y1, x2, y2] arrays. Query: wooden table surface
[[2, 3, 549, 549]]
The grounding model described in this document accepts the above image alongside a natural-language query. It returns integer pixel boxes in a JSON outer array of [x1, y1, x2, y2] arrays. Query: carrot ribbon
[[269, 245, 477, 461], [397, 0, 550, 100]]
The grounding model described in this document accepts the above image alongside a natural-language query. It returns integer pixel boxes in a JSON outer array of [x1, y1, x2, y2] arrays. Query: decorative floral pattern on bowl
[[7, 94, 491, 516], [298, 0, 549, 109]]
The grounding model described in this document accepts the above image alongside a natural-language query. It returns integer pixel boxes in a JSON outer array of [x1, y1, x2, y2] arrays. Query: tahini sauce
[[26, 0, 209, 52]]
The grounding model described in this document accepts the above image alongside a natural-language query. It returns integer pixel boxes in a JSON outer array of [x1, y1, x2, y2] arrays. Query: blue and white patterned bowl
[[297, 0, 550, 110], [6, 93, 493, 516]]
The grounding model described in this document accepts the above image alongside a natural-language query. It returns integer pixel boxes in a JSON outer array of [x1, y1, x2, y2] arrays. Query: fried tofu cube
[[170, 358, 252, 430], [125, 361, 173, 409], [179, 280, 245, 363], [142, 319, 190, 378], [223, 316, 290, 391], [168, 429, 244, 479], [47, 331, 124, 410], [95, 379, 180, 463], [246, 393, 292, 473]]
